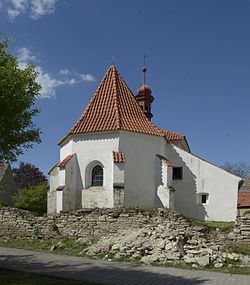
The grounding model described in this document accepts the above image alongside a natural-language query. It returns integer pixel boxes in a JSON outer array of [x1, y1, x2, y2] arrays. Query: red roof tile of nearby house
[[238, 179, 250, 207], [113, 151, 125, 163], [238, 192, 250, 207], [57, 154, 74, 168]]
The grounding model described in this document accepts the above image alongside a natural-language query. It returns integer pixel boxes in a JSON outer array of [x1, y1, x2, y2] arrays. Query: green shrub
[[0, 201, 8, 207], [243, 210, 250, 216], [13, 183, 48, 214]]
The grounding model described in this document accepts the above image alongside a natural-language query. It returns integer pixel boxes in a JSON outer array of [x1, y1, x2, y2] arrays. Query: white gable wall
[[119, 131, 166, 208], [166, 144, 241, 221], [60, 139, 73, 160], [71, 132, 119, 208]]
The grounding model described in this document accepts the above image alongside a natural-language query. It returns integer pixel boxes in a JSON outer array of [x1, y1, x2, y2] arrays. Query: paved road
[[0, 247, 250, 285]]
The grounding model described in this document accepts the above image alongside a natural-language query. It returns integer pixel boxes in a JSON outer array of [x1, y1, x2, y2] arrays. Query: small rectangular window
[[201, 194, 207, 204], [172, 167, 183, 180]]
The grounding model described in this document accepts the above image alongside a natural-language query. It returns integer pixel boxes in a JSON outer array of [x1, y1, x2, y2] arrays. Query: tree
[[221, 161, 250, 178], [0, 35, 41, 163], [12, 162, 48, 190], [13, 183, 48, 213]]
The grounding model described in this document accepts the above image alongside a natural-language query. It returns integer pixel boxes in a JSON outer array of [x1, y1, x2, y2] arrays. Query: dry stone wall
[[0, 207, 192, 241], [1, 207, 250, 268]]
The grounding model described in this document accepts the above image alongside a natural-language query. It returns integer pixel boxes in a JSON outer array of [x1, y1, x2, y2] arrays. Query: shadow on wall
[[0, 253, 209, 285], [75, 157, 83, 209], [156, 146, 207, 221], [62, 156, 83, 211]]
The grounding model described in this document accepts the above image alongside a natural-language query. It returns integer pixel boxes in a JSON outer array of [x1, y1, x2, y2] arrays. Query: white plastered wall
[[166, 144, 241, 221], [70, 132, 119, 208], [60, 140, 73, 160], [119, 131, 166, 208]]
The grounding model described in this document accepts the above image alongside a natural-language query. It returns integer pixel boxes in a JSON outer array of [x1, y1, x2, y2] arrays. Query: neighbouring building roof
[[239, 178, 250, 192], [0, 164, 8, 183], [238, 192, 250, 208], [113, 151, 125, 163], [59, 65, 186, 145], [238, 179, 250, 208]]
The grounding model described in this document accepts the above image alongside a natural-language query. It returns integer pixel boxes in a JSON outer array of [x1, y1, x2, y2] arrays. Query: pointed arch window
[[91, 165, 103, 186]]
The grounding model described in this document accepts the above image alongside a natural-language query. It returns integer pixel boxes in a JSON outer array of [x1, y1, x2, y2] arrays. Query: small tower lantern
[[135, 56, 154, 121]]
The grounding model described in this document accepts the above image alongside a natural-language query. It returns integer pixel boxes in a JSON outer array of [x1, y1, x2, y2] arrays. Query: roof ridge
[[112, 66, 121, 129]]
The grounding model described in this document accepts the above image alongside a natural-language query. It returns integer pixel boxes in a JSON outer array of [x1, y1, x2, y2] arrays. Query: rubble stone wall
[[0, 207, 191, 241], [231, 216, 250, 243], [1, 207, 250, 267]]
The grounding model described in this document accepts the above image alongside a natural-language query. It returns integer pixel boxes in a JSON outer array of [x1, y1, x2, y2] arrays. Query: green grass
[[0, 237, 88, 256], [0, 268, 102, 285], [185, 218, 235, 233], [201, 221, 234, 233], [228, 244, 250, 256]]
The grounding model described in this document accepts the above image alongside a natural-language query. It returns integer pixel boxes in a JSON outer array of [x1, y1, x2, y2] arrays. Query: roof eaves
[[57, 154, 75, 168], [113, 151, 126, 163], [156, 154, 173, 167], [48, 162, 59, 175]]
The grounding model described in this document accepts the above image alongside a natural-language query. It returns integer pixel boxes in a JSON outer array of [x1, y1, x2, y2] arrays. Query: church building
[[48, 64, 241, 221]]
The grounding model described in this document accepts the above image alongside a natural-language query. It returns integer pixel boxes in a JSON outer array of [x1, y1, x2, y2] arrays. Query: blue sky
[[1, 0, 250, 175]]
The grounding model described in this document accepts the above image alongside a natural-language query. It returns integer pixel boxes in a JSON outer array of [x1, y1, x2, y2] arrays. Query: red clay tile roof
[[57, 154, 74, 168], [157, 128, 191, 152], [113, 151, 125, 163], [157, 128, 184, 141], [238, 192, 250, 207], [58, 65, 188, 148], [59, 65, 165, 144]]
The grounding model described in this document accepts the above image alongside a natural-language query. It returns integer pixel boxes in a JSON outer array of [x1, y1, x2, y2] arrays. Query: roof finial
[[112, 56, 115, 66], [143, 54, 147, 84]]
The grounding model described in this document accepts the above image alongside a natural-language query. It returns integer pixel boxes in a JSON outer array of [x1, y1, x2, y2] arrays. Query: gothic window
[[91, 165, 103, 186]]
